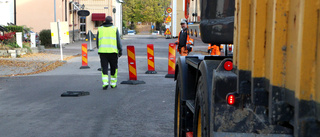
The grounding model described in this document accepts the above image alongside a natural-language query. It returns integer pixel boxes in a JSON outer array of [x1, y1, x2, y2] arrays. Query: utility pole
[[73, 6, 75, 42], [54, 0, 57, 48], [54, 0, 56, 22], [65, 0, 67, 21], [14, 0, 16, 25]]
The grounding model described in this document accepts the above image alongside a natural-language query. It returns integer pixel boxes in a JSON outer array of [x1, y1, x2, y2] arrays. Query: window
[[95, 21, 103, 27]]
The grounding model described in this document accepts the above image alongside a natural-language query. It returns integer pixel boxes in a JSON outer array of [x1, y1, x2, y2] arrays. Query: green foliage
[[122, 21, 127, 28], [129, 22, 136, 30], [39, 29, 52, 47], [23, 43, 32, 53], [7, 42, 19, 49], [22, 25, 32, 32], [123, 0, 171, 24], [5, 25, 23, 32]]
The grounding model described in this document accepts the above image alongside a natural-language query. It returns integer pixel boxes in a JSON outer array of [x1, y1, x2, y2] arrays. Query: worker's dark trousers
[[99, 53, 118, 87]]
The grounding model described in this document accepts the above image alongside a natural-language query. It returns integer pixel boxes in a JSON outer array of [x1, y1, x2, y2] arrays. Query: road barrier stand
[[165, 43, 176, 78], [145, 44, 157, 74], [121, 45, 145, 85], [80, 43, 90, 69], [85, 30, 96, 51]]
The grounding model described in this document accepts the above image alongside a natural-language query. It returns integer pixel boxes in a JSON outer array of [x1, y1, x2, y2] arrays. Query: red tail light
[[228, 44, 232, 52], [224, 61, 233, 71], [227, 94, 235, 105]]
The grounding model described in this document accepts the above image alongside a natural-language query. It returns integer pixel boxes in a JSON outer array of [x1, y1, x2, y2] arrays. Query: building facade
[[80, 0, 122, 39], [2, 0, 122, 41], [0, 0, 14, 25], [16, 0, 78, 33], [171, 0, 185, 38]]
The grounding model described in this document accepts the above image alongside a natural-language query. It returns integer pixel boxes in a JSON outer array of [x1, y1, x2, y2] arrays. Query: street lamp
[[71, 2, 80, 42]]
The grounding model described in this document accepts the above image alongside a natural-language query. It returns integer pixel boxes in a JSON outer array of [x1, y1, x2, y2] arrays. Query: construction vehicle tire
[[174, 73, 187, 137], [193, 76, 210, 137]]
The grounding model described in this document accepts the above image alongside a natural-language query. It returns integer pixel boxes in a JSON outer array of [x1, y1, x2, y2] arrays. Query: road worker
[[175, 19, 194, 56], [96, 16, 122, 90], [207, 44, 221, 56]]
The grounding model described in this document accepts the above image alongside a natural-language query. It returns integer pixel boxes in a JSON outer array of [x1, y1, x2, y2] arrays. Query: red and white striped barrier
[[145, 44, 157, 74], [80, 43, 90, 69], [165, 43, 176, 78], [121, 45, 145, 85]]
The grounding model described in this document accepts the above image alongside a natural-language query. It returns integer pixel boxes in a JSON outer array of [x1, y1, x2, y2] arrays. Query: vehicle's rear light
[[228, 44, 232, 52], [227, 94, 235, 105], [224, 61, 233, 71], [186, 132, 193, 137]]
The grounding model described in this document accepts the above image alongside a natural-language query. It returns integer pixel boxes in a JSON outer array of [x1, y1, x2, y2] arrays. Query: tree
[[122, 0, 171, 29]]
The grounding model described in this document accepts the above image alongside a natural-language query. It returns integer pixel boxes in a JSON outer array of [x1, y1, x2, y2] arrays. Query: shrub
[[0, 32, 15, 41], [0, 32, 16, 45], [7, 42, 19, 49], [5, 26, 23, 32], [39, 29, 52, 47]]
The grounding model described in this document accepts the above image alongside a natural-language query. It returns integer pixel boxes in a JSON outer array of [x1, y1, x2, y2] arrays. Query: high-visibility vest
[[98, 26, 118, 53], [208, 44, 220, 55], [175, 31, 194, 46], [175, 30, 194, 55]]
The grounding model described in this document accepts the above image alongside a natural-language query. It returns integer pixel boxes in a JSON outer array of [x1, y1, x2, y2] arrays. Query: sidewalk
[[0, 41, 90, 77]]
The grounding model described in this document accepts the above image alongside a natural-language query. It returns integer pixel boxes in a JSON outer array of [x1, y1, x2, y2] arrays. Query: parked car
[[152, 30, 160, 35], [127, 30, 136, 35]]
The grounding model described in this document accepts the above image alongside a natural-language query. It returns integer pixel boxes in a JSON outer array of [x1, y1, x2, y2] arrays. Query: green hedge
[[5, 26, 23, 32], [39, 29, 52, 47]]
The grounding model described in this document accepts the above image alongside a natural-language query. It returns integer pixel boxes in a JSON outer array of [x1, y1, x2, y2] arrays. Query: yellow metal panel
[[285, 0, 300, 94], [269, 0, 289, 87], [250, 0, 267, 78], [265, 0, 275, 80], [295, 0, 318, 101], [233, 0, 239, 68], [236, 0, 251, 71], [317, 7, 320, 120]]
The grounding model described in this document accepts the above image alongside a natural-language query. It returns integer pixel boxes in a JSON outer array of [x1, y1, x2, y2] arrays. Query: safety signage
[[165, 15, 171, 23], [165, 28, 171, 35], [166, 7, 172, 13], [50, 22, 70, 44]]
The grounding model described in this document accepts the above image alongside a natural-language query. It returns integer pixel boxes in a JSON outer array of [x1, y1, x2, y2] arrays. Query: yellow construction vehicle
[[174, 0, 320, 137]]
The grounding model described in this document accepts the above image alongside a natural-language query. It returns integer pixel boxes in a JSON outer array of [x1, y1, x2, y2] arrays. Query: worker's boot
[[103, 85, 108, 90], [102, 73, 109, 90], [110, 69, 118, 88]]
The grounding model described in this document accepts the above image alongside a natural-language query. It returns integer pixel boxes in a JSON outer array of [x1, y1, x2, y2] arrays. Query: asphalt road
[[0, 35, 208, 137]]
